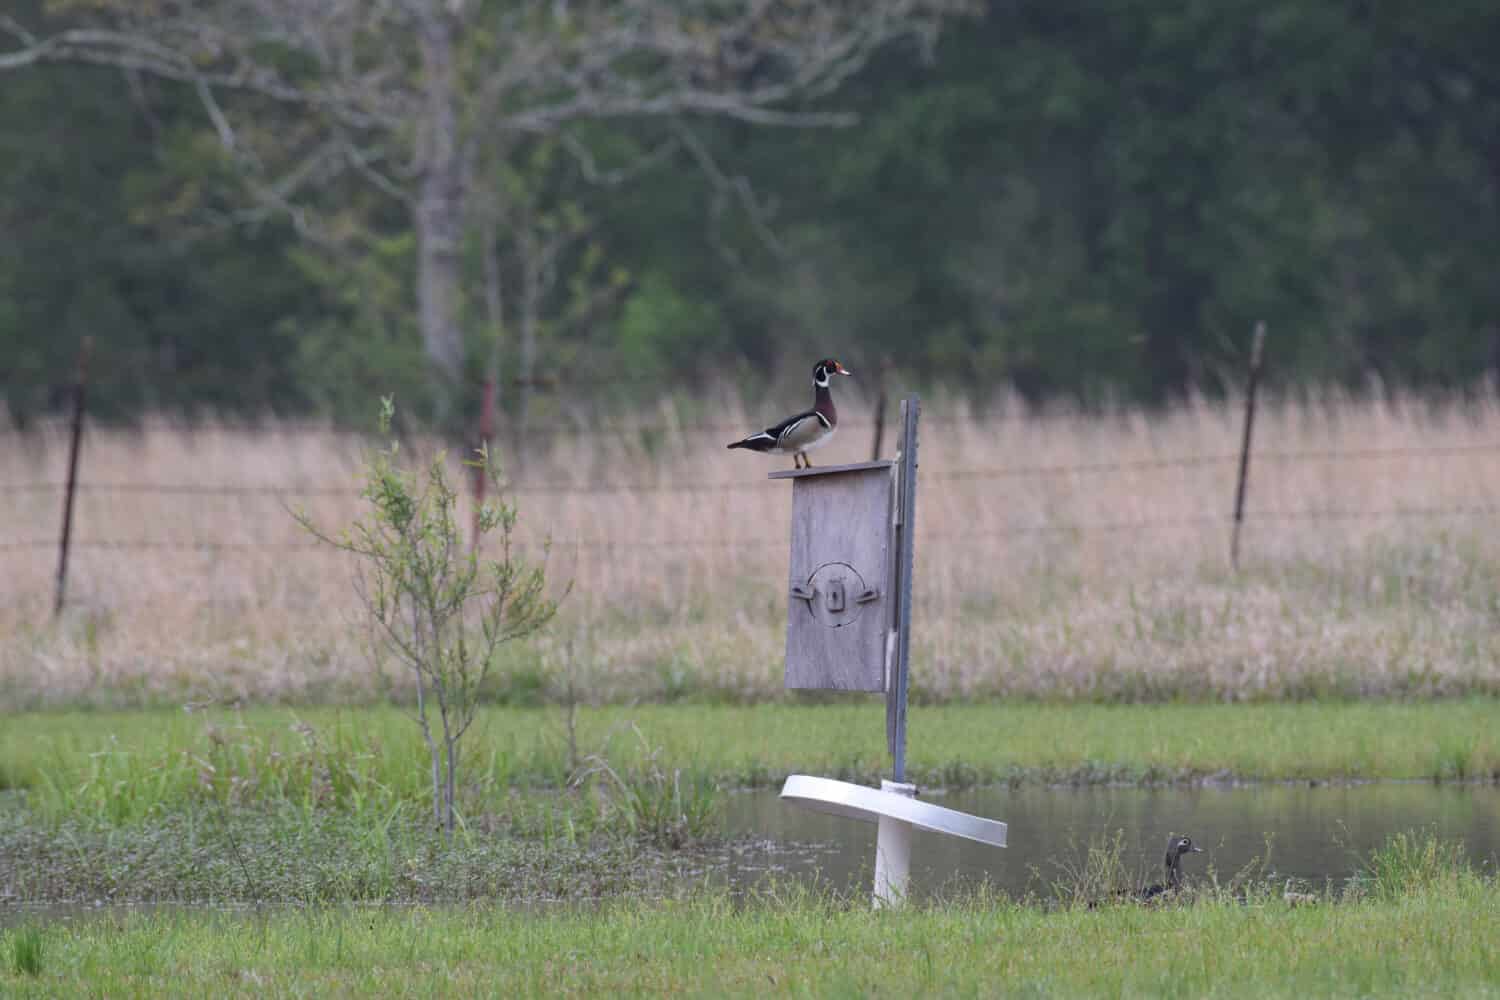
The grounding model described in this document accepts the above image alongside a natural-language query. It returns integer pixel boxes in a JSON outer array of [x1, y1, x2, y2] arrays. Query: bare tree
[[1, 1, 975, 412]]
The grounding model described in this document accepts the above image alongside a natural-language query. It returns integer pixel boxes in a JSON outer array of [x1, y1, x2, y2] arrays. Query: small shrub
[[297, 397, 564, 834]]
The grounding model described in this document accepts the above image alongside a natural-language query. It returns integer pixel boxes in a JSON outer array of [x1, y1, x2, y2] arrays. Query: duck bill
[[834, 363, 852, 376]]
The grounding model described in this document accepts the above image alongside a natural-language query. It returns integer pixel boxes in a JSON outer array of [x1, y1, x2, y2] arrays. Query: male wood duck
[[1137, 834, 1204, 901], [727, 358, 852, 469]]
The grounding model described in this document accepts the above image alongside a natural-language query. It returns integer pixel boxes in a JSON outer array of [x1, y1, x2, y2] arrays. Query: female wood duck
[[1137, 834, 1204, 901], [727, 358, 852, 469]]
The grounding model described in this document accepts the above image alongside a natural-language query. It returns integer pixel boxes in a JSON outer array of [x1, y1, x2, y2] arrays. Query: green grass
[[2, 874, 1498, 997], [3, 702, 1496, 907], [0, 804, 715, 905], [3, 701, 1498, 826], [6, 924, 42, 977]]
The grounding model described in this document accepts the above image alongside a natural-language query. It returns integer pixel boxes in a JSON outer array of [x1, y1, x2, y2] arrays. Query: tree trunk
[[444, 734, 459, 835], [416, 12, 466, 414], [414, 670, 444, 829]]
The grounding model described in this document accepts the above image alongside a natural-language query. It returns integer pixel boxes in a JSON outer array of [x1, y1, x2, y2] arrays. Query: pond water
[[4, 782, 1497, 927], [714, 780, 1500, 900]]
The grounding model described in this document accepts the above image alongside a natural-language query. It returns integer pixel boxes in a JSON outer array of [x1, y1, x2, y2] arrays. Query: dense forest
[[1, 1, 1497, 428]]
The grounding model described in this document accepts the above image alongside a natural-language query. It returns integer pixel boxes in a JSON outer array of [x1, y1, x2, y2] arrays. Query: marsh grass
[[6, 388, 1500, 707], [4, 701, 1499, 832], [1357, 827, 1475, 901], [0, 804, 715, 906], [6, 924, 42, 977], [1042, 828, 1139, 906], [2, 867, 1498, 997], [573, 725, 722, 848]]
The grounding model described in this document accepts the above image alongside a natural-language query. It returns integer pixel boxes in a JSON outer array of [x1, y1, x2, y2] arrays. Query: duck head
[[813, 358, 852, 387], [1164, 834, 1204, 878]]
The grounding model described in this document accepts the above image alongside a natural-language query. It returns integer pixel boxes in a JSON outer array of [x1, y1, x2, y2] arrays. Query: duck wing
[[727, 407, 829, 453]]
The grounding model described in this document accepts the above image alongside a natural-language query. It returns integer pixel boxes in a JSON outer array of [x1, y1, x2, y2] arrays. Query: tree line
[[2, 0, 1496, 429]]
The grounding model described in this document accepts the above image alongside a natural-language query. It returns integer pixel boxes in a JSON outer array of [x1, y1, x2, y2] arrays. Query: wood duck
[[1136, 834, 1204, 901], [727, 358, 851, 469]]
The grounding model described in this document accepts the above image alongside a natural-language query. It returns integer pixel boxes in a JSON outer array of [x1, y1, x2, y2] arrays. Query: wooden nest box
[[770, 460, 897, 692]]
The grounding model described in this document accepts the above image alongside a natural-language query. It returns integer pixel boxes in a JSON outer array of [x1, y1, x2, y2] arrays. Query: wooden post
[[886, 396, 919, 782], [472, 375, 497, 552], [870, 357, 890, 461], [1230, 322, 1266, 571], [54, 337, 93, 617]]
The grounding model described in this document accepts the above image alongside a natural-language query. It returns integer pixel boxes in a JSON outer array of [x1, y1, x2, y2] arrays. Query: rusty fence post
[[54, 336, 93, 617], [1230, 322, 1266, 571]]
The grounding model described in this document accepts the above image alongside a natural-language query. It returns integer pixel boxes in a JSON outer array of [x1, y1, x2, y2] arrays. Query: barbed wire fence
[[7, 440, 1500, 596], [6, 330, 1500, 613]]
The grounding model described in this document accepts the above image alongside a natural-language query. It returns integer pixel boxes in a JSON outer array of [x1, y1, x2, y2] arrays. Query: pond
[[3, 781, 1497, 926], [715, 780, 1500, 900]]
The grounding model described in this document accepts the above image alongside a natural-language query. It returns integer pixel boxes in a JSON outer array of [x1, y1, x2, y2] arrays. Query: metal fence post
[[1230, 322, 1266, 570], [54, 336, 93, 617], [887, 395, 919, 782]]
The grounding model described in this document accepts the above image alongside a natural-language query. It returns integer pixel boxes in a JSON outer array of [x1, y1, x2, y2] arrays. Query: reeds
[[5, 386, 1500, 705]]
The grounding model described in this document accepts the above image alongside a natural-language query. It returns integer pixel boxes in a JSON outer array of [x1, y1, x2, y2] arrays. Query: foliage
[[295, 398, 564, 833], [2, 3, 1499, 421]]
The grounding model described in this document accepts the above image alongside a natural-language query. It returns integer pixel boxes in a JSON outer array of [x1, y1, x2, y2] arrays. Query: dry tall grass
[[4, 386, 1500, 707]]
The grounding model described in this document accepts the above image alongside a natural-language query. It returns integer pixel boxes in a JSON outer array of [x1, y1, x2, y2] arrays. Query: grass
[[5, 389, 1500, 707], [2, 841, 1497, 997], [7, 923, 42, 977], [0, 805, 718, 906], [4, 700, 1493, 907], [3, 702, 1498, 826]]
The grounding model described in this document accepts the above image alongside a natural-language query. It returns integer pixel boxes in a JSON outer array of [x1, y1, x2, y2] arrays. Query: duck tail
[[727, 432, 775, 452]]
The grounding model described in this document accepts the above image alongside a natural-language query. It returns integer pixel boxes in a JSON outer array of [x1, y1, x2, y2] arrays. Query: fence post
[[472, 375, 497, 552], [870, 358, 890, 461], [54, 336, 93, 617], [1230, 322, 1266, 571], [887, 395, 919, 782]]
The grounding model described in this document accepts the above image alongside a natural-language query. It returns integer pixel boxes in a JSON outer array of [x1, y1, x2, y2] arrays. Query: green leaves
[[296, 401, 564, 833]]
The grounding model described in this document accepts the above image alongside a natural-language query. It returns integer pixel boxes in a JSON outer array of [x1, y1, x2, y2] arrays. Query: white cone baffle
[[769, 398, 1007, 908], [780, 776, 1008, 907]]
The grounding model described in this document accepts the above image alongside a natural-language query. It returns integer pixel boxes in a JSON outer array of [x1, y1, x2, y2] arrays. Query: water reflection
[[721, 781, 1500, 900]]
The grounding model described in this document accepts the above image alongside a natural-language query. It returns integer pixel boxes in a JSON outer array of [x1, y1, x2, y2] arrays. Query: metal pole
[[1230, 322, 1266, 571], [872, 779, 916, 908], [887, 395, 919, 782], [54, 336, 93, 617]]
